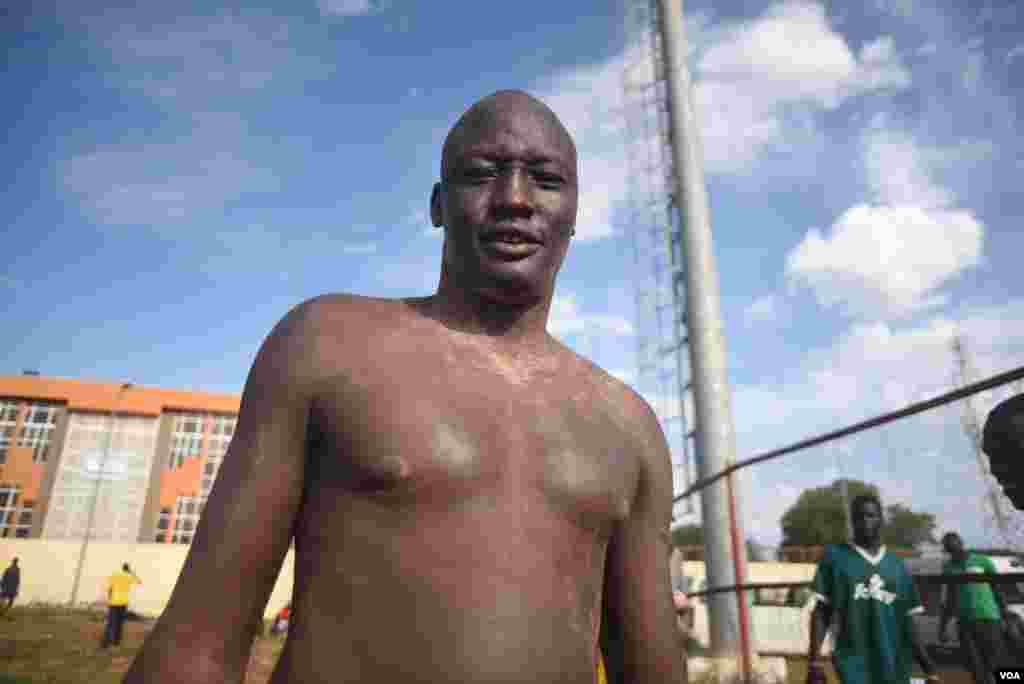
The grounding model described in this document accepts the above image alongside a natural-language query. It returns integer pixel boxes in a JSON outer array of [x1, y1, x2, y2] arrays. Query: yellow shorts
[[596, 652, 607, 684]]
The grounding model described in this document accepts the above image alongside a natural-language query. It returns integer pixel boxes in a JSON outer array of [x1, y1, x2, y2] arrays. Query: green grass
[[0, 603, 283, 684]]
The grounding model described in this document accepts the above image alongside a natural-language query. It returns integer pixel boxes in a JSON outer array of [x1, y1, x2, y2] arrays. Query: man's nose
[[494, 168, 532, 213]]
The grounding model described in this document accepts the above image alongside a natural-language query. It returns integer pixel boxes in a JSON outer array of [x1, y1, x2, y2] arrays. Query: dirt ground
[[1, 604, 983, 683]]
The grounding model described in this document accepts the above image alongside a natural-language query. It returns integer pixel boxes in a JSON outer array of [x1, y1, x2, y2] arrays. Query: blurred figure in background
[[0, 557, 20, 616]]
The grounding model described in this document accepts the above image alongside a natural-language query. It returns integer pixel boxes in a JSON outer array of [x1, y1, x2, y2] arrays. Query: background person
[[939, 531, 1008, 683], [807, 493, 939, 684], [0, 557, 20, 616], [101, 562, 141, 649]]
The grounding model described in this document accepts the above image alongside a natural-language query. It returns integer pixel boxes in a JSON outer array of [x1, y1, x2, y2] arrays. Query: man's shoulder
[[548, 341, 644, 414], [264, 293, 406, 364], [819, 543, 851, 566], [281, 292, 400, 327]]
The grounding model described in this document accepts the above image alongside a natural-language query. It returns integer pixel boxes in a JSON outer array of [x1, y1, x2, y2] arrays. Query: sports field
[[0, 603, 975, 684]]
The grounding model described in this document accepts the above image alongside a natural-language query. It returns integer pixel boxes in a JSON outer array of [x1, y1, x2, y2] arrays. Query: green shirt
[[943, 553, 1001, 621], [813, 544, 924, 684]]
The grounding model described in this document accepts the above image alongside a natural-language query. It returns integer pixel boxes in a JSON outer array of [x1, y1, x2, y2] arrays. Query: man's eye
[[534, 173, 564, 188], [464, 168, 495, 181]]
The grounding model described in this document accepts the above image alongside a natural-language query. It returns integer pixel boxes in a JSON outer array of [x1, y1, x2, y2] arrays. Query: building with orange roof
[[0, 372, 240, 545]]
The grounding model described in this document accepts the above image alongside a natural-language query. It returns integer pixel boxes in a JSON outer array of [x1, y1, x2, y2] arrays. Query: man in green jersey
[[807, 493, 938, 684], [939, 531, 1009, 683]]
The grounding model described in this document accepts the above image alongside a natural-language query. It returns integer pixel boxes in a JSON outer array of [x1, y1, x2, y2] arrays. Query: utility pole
[[655, 0, 754, 677], [69, 382, 132, 606]]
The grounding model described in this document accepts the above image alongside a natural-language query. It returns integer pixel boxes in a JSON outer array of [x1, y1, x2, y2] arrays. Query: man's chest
[[834, 557, 903, 607], [306, 356, 642, 529]]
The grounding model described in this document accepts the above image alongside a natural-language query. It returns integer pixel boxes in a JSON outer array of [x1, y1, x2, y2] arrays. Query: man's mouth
[[481, 229, 542, 245], [479, 229, 542, 259]]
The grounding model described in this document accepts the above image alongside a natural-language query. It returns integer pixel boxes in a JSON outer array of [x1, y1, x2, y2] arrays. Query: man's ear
[[430, 183, 443, 227]]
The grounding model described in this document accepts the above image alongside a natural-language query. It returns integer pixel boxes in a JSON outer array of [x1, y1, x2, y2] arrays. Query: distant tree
[[672, 524, 704, 549], [881, 503, 937, 547], [781, 479, 879, 546], [781, 479, 936, 548], [672, 523, 759, 561]]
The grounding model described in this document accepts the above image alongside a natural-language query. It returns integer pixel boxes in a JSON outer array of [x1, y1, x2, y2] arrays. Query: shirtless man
[[124, 90, 686, 684]]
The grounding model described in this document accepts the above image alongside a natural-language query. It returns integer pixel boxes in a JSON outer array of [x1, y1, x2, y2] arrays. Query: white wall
[[0, 539, 294, 619]]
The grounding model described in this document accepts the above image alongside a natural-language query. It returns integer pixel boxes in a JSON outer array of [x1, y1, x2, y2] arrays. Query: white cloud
[[317, 0, 373, 17], [733, 302, 1024, 452], [692, 2, 910, 173], [786, 127, 984, 318], [102, 14, 335, 106], [729, 304, 1024, 543], [744, 295, 778, 325], [548, 293, 635, 338], [64, 114, 280, 227], [62, 13, 336, 230], [786, 204, 983, 317], [532, 55, 629, 242], [529, 3, 912, 237], [863, 129, 954, 208]]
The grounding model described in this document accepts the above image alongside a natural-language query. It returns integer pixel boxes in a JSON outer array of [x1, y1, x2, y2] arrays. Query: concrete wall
[[681, 561, 831, 656], [0, 539, 294, 620], [1, 542, 818, 649]]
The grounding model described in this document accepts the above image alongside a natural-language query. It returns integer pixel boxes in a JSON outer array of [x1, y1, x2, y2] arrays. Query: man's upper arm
[[128, 298, 322, 679], [811, 549, 833, 606], [602, 394, 685, 683]]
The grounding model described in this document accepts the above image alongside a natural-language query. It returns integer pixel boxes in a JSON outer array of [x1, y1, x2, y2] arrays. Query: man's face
[[851, 499, 883, 546], [943, 533, 965, 558], [432, 96, 578, 306]]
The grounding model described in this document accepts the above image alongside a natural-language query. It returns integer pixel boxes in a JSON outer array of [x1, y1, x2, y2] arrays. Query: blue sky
[[3, 0, 1023, 547]]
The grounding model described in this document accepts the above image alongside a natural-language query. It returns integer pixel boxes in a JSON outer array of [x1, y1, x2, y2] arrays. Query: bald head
[[440, 90, 576, 183]]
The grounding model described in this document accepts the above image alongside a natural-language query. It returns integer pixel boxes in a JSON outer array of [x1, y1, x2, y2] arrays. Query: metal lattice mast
[[952, 334, 1019, 548], [622, 0, 695, 521], [623, 0, 755, 673]]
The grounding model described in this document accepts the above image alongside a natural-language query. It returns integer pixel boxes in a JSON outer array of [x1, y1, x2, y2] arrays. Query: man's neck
[[427, 279, 552, 345], [853, 539, 881, 555]]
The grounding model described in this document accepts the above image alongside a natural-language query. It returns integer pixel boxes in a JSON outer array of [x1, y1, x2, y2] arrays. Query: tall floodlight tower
[[622, 0, 755, 676], [621, 0, 696, 523]]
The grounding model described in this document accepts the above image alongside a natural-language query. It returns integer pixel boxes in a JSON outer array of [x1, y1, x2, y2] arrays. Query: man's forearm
[[939, 603, 953, 634], [906, 617, 935, 675], [808, 604, 831, 660]]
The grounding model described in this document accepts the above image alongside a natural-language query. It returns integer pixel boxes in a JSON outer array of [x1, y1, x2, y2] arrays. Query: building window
[[0, 485, 21, 538], [210, 416, 236, 437], [0, 400, 18, 423], [0, 400, 19, 466], [168, 413, 204, 469], [17, 402, 58, 463], [15, 501, 33, 537], [0, 426, 13, 465], [172, 495, 204, 544], [155, 507, 171, 540]]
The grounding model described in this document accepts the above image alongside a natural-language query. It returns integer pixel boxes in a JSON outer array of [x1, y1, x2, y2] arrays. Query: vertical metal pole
[[69, 383, 130, 606], [656, 0, 755, 674]]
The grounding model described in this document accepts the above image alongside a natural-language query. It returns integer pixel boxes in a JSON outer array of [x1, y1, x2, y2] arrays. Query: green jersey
[[813, 544, 924, 684], [943, 553, 1001, 621]]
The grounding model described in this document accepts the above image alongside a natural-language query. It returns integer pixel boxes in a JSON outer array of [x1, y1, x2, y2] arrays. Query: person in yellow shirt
[[100, 563, 141, 648]]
